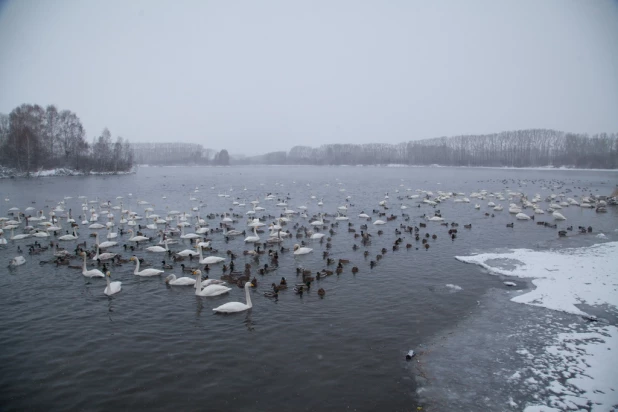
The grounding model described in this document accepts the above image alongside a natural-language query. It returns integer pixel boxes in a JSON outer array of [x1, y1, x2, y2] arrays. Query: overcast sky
[[1, 0, 617, 155]]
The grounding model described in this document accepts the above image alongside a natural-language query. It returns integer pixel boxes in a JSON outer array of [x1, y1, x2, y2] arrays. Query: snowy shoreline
[[417, 241, 618, 411], [0, 167, 137, 179]]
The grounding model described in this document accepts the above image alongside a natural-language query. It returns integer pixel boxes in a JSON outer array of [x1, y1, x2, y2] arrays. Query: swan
[[244, 227, 260, 243], [553, 211, 566, 221], [10, 227, 31, 240], [293, 244, 313, 255], [474, 204, 480, 209], [223, 225, 242, 237], [310, 232, 325, 240], [516, 213, 531, 220], [130, 256, 164, 276], [335, 212, 349, 221], [80, 252, 105, 277], [358, 213, 370, 218], [127, 229, 149, 242], [146, 240, 168, 253], [179, 224, 200, 240], [0, 233, 7, 245], [212, 280, 254, 313], [193, 270, 232, 297], [31, 230, 50, 238], [104, 271, 122, 295], [176, 248, 199, 257], [9, 256, 26, 267], [428, 216, 444, 222], [93, 245, 117, 261], [192, 270, 226, 286], [58, 226, 79, 241], [95, 233, 117, 249], [165, 274, 196, 286], [373, 219, 386, 225], [196, 245, 226, 264], [310, 214, 324, 226]]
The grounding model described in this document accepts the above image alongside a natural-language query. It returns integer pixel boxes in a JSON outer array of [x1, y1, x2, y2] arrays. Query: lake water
[[0, 166, 616, 412]]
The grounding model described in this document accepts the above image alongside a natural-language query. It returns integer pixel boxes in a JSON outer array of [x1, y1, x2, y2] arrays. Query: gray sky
[[1, 0, 617, 156]]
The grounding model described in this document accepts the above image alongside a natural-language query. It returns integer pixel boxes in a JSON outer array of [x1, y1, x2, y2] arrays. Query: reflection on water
[[0, 166, 616, 412]]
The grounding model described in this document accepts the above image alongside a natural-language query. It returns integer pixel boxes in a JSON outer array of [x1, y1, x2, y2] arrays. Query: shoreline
[[416, 240, 618, 411], [0, 167, 137, 180]]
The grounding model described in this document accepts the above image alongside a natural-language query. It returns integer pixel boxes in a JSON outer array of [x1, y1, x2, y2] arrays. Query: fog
[[1, 0, 617, 155]]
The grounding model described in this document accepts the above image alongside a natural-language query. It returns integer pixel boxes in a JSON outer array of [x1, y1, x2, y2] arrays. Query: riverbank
[[0, 166, 137, 179], [416, 241, 618, 411]]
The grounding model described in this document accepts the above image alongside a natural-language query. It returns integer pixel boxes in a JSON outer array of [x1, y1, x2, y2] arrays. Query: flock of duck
[[1, 179, 612, 314]]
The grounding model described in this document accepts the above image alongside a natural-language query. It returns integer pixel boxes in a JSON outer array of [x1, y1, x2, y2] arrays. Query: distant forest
[[134, 129, 617, 169], [0, 104, 134, 173], [132, 143, 230, 166]]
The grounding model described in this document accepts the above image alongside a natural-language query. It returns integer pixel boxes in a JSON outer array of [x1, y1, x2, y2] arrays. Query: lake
[[0, 165, 616, 412]]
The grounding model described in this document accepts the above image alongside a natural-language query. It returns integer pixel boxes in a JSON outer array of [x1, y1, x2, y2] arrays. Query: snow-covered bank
[[455, 242, 618, 316], [0, 166, 137, 179], [446, 242, 618, 411]]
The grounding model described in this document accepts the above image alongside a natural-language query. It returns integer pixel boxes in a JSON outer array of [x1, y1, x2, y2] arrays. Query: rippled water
[[0, 166, 616, 412]]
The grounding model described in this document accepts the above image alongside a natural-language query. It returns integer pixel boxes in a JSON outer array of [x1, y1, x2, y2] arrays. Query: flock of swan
[[1, 179, 610, 313]]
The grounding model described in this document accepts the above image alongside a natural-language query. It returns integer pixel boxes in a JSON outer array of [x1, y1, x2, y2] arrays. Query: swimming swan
[[80, 252, 105, 278], [104, 271, 122, 295], [193, 270, 232, 296], [212, 281, 254, 313], [130, 256, 164, 276]]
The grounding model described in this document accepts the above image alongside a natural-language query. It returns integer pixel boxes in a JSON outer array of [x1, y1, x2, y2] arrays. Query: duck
[[161, 260, 173, 269], [317, 288, 325, 297], [104, 271, 122, 295], [130, 256, 164, 276]]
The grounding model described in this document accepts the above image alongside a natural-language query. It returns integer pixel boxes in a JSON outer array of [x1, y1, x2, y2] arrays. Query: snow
[[455, 242, 618, 316], [456, 242, 618, 412]]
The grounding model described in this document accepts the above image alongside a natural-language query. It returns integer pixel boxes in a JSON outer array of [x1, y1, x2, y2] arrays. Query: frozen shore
[[417, 241, 618, 411], [0, 166, 137, 179]]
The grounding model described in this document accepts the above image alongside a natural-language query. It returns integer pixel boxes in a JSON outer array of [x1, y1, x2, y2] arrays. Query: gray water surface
[[0, 166, 616, 411]]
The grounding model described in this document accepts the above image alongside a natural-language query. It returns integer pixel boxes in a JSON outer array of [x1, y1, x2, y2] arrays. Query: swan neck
[[134, 259, 140, 274], [245, 284, 253, 308], [106, 276, 111, 292], [194, 271, 201, 293], [82, 254, 87, 271]]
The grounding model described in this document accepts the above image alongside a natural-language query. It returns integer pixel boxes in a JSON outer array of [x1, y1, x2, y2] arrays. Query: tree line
[[0, 104, 134, 173], [238, 129, 618, 168], [131, 143, 230, 166]]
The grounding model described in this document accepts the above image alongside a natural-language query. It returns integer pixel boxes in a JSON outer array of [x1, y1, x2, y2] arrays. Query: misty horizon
[[1, 0, 618, 156]]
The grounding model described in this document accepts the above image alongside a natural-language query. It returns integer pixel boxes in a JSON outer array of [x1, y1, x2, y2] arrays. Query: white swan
[[358, 213, 370, 218], [95, 233, 117, 249], [193, 270, 232, 296], [93, 245, 117, 261], [80, 252, 105, 277], [373, 219, 386, 225], [196, 245, 226, 264], [310, 232, 325, 240], [293, 244, 313, 255], [130, 256, 164, 276], [106, 225, 118, 239], [10, 227, 31, 240], [179, 224, 200, 240], [165, 274, 196, 286], [104, 271, 122, 295], [9, 256, 26, 267], [146, 241, 168, 253], [212, 280, 254, 313], [553, 211, 566, 221], [127, 229, 149, 242], [192, 270, 226, 286], [516, 212, 531, 220], [58, 226, 79, 241], [244, 227, 260, 243], [310, 214, 324, 226]]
